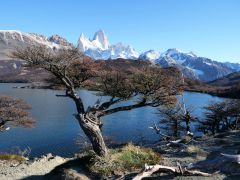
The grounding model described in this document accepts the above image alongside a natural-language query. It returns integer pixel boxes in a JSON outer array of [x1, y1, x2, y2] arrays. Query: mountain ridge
[[0, 29, 239, 82]]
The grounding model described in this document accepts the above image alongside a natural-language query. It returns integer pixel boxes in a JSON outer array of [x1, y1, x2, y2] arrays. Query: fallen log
[[221, 153, 240, 164], [187, 153, 240, 171], [166, 139, 188, 148], [133, 163, 211, 180]]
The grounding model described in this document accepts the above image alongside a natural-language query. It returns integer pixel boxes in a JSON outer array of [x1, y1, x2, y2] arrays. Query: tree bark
[[76, 113, 108, 157], [133, 164, 211, 180], [69, 92, 108, 157]]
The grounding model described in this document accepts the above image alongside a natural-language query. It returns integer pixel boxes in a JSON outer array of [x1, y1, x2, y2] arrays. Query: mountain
[[77, 30, 139, 60], [203, 71, 240, 99], [0, 29, 239, 82], [208, 71, 240, 87], [0, 30, 74, 83], [139, 48, 236, 82], [77, 30, 239, 82], [0, 30, 73, 59], [154, 55, 198, 80], [139, 50, 160, 63], [223, 62, 240, 71]]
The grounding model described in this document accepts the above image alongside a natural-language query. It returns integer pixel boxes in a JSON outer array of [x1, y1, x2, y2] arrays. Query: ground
[[0, 153, 70, 180], [0, 131, 239, 179]]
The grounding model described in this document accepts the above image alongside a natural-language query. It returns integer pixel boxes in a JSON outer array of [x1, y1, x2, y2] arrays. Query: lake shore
[[6, 79, 240, 99], [1, 130, 239, 179]]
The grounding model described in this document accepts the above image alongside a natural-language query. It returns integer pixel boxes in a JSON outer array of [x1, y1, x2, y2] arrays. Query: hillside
[[184, 72, 240, 99], [0, 58, 152, 85], [208, 71, 240, 86]]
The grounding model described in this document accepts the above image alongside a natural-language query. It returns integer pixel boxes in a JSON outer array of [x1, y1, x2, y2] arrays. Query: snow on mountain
[[78, 33, 96, 52], [0, 30, 72, 49], [160, 48, 197, 64], [139, 50, 160, 63], [0, 30, 73, 60], [153, 49, 234, 81], [92, 30, 109, 50], [155, 55, 177, 67], [48, 34, 73, 48], [223, 62, 240, 71], [138, 48, 238, 81], [0, 29, 239, 82], [75, 28, 240, 81], [77, 30, 139, 60]]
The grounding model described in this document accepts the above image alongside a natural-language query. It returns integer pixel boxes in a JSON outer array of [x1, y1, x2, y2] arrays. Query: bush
[[88, 143, 161, 176]]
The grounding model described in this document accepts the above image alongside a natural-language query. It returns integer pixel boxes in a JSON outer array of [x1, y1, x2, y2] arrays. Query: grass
[[0, 154, 26, 162], [186, 145, 206, 155], [88, 143, 161, 176]]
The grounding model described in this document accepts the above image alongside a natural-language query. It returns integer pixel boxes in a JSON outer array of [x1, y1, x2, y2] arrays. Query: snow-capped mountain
[[0, 29, 239, 82], [139, 50, 160, 63], [0, 30, 73, 59], [0, 30, 72, 49], [139, 48, 235, 81], [77, 30, 139, 60], [223, 62, 240, 71]]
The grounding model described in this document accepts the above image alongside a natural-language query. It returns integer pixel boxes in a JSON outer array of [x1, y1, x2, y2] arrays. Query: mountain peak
[[92, 29, 109, 50], [164, 48, 183, 55], [93, 29, 105, 38], [77, 30, 138, 60], [139, 50, 160, 63], [48, 34, 73, 47], [188, 51, 197, 57], [79, 33, 86, 39]]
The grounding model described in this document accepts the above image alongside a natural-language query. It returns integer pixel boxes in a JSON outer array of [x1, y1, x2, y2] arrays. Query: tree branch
[[100, 99, 152, 117], [133, 163, 211, 180], [97, 97, 122, 111]]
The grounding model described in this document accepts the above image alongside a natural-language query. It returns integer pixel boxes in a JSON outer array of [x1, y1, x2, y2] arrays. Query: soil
[[0, 131, 240, 179]]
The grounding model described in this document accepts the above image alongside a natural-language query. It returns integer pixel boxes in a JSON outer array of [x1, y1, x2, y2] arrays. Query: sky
[[0, 0, 240, 63]]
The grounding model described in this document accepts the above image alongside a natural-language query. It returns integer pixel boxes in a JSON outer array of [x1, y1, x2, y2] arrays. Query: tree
[[200, 99, 240, 134], [0, 95, 35, 132], [158, 105, 184, 138], [12, 45, 183, 157], [157, 102, 196, 138]]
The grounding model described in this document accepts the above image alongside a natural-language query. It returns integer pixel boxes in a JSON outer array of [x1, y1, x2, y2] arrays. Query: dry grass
[[88, 143, 161, 176], [186, 145, 206, 155], [0, 154, 26, 162]]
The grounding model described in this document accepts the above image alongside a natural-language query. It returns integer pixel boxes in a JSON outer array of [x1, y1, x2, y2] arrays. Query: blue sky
[[1, 0, 240, 62]]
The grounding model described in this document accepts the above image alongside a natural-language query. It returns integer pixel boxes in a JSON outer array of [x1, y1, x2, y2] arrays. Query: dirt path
[[0, 153, 70, 180]]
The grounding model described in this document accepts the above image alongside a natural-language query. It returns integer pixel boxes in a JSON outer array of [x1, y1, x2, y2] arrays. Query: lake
[[0, 83, 222, 157]]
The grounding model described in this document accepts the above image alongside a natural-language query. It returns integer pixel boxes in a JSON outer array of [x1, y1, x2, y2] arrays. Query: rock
[[62, 169, 90, 180]]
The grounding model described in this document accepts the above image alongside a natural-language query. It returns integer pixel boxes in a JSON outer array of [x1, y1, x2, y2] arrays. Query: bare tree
[[158, 106, 185, 138], [0, 95, 35, 131], [157, 95, 197, 138], [200, 99, 240, 134], [12, 45, 183, 157]]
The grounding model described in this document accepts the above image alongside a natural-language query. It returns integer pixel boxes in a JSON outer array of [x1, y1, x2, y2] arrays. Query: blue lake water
[[0, 83, 222, 157]]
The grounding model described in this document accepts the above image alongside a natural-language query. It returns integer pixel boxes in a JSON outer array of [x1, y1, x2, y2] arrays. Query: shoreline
[[2, 81, 239, 99], [0, 131, 239, 179]]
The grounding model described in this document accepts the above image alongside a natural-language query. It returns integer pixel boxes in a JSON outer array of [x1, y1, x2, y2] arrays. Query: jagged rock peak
[[48, 34, 73, 47]]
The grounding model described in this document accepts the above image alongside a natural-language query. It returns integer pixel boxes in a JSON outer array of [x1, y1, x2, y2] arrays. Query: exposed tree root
[[221, 153, 240, 164], [133, 163, 211, 180]]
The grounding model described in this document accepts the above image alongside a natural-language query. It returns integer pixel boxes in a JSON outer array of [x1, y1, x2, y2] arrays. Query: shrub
[[88, 143, 161, 176]]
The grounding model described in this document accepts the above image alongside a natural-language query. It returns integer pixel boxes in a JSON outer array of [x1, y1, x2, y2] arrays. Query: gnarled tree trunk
[[76, 113, 108, 157], [71, 92, 108, 157]]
